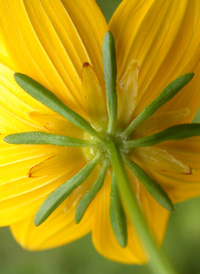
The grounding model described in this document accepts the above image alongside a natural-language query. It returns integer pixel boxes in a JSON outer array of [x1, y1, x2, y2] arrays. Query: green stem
[[106, 139, 177, 274]]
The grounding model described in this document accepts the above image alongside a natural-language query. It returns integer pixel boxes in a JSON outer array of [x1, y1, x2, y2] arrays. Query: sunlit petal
[[110, 0, 200, 121], [0, 0, 108, 113]]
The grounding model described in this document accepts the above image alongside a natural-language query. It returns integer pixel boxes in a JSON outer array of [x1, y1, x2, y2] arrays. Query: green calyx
[[4, 31, 197, 252]]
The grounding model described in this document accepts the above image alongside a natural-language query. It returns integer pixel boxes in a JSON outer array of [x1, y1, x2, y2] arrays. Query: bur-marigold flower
[[0, 0, 200, 265]]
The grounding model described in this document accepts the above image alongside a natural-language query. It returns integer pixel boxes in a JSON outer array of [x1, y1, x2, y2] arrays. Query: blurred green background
[[1, 1, 200, 273]]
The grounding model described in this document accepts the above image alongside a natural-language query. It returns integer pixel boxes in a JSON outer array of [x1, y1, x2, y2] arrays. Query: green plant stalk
[[106, 139, 177, 274]]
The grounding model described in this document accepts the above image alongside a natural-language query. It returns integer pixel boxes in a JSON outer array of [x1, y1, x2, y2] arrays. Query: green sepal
[[34, 153, 101, 226], [110, 172, 128, 248], [125, 123, 200, 148], [123, 73, 194, 137], [3, 132, 96, 147], [124, 157, 174, 212], [14, 73, 100, 139], [75, 161, 109, 224], [102, 31, 117, 134]]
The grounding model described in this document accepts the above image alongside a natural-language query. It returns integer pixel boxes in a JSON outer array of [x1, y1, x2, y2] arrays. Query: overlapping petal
[[9, 166, 101, 250], [0, 0, 108, 114], [81, 63, 107, 130], [110, 0, 200, 121], [152, 137, 200, 203]]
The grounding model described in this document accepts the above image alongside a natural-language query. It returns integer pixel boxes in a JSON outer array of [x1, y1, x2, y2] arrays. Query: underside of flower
[[3, 31, 199, 250]]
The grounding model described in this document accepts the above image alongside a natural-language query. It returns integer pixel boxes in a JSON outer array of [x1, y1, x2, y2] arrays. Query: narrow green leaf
[[103, 31, 117, 134], [125, 123, 200, 148], [110, 172, 127, 248], [4, 132, 95, 147], [75, 161, 109, 224], [14, 73, 100, 139], [124, 157, 174, 212], [123, 73, 194, 137], [34, 153, 101, 226]]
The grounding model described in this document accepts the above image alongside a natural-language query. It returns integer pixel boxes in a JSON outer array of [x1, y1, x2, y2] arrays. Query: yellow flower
[[0, 0, 200, 265]]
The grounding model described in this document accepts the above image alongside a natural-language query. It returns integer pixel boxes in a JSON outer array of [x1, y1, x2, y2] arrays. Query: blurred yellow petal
[[92, 170, 169, 264], [10, 202, 93, 250], [131, 146, 191, 174], [152, 137, 200, 203], [117, 60, 139, 128], [0, 0, 108, 113], [110, 0, 200, 121], [81, 63, 107, 130]]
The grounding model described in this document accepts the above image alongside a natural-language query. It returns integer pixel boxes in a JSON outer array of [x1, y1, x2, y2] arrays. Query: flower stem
[[106, 139, 177, 274]]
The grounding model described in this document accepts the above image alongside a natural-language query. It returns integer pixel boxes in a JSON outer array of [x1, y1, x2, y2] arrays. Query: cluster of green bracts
[[4, 31, 197, 274]]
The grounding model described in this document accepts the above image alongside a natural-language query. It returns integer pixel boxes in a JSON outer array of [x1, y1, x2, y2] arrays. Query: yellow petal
[[0, 63, 53, 134], [153, 137, 200, 203], [0, 136, 87, 225], [134, 108, 190, 138], [0, 173, 68, 226], [0, 34, 13, 68], [0, 0, 108, 113], [9, 166, 101, 250], [131, 146, 191, 174], [81, 63, 107, 130], [92, 170, 169, 264], [29, 148, 85, 178], [110, 0, 200, 121], [10, 202, 92, 250], [29, 112, 84, 138], [117, 60, 139, 128]]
